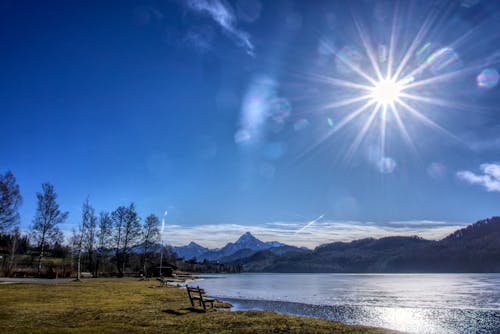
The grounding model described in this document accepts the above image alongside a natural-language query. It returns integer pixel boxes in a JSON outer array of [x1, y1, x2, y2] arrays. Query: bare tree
[[85, 205, 97, 277], [0, 171, 22, 233], [96, 211, 112, 276], [111, 206, 127, 276], [74, 199, 94, 281], [70, 227, 82, 279], [141, 214, 160, 276], [31, 183, 68, 275], [4, 227, 22, 276], [120, 203, 141, 275]]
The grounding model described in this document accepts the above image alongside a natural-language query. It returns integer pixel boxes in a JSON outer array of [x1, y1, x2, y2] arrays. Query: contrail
[[296, 214, 324, 234], [161, 210, 168, 234]]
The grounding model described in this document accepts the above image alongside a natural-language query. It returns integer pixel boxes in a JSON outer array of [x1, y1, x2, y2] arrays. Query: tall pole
[[159, 248, 163, 276], [159, 211, 167, 276]]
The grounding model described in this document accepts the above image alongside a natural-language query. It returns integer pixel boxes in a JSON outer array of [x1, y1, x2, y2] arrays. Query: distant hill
[[171, 242, 209, 261], [234, 217, 500, 273]]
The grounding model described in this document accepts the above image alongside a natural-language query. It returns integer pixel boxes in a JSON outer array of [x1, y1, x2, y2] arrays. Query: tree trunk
[[76, 248, 82, 281], [37, 238, 45, 276], [121, 255, 125, 276], [95, 254, 100, 278], [7, 234, 18, 276]]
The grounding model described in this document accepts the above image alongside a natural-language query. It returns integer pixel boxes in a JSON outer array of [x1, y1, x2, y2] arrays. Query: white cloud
[[161, 220, 467, 249], [186, 0, 254, 55], [385, 220, 452, 226], [457, 163, 500, 192]]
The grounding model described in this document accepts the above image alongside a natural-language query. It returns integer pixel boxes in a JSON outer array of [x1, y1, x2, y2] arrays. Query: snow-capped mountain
[[219, 232, 284, 255], [170, 232, 289, 261]]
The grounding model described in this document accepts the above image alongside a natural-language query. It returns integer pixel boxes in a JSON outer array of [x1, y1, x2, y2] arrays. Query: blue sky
[[1, 0, 499, 247]]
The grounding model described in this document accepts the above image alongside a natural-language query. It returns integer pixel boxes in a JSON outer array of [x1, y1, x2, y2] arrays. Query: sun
[[370, 79, 403, 105], [297, 7, 468, 163]]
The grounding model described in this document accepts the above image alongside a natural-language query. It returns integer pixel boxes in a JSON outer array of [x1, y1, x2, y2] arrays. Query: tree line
[[0, 170, 164, 278], [1, 170, 243, 277]]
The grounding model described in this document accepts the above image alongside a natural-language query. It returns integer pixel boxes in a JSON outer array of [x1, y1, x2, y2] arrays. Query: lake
[[192, 273, 500, 334]]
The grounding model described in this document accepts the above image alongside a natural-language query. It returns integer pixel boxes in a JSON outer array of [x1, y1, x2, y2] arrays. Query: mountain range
[[169, 217, 500, 273], [170, 232, 302, 262]]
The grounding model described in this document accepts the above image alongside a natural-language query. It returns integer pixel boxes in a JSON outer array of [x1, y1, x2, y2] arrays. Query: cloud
[[161, 220, 467, 248], [457, 163, 500, 192], [186, 0, 254, 55]]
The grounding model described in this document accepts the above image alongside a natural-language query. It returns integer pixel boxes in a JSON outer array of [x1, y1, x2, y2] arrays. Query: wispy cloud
[[161, 220, 466, 248], [183, 26, 214, 52], [186, 0, 254, 55], [457, 163, 500, 192]]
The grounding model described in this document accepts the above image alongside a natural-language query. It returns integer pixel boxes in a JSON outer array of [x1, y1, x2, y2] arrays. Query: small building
[[148, 263, 177, 277]]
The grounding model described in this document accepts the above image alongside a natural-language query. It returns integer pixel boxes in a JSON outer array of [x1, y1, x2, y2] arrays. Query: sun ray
[[322, 94, 372, 111], [301, 72, 374, 91], [399, 92, 490, 112], [333, 48, 378, 86], [386, 2, 401, 79], [393, 5, 441, 80], [396, 99, 462, 144], [352, 14, 384, 81], [380, 104, 388, 157], [331, 100, 378, 133], [345, 103, 381, 161], [295, 100, 377, 162], [389, 102, 419, 158], [402, 63, 488, 90]]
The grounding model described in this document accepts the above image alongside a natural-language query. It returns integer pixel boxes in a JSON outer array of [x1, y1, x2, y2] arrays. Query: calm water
[[191, 273, 500, 334]]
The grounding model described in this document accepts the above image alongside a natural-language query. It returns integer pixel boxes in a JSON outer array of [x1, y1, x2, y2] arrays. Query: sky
[[1, 0, 500, 248]]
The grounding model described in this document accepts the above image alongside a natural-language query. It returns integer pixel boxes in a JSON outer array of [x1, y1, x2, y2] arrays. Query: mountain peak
[[231, 232, 265, 248], [238, 231, 256, 240], [188, 241, 203, 247]]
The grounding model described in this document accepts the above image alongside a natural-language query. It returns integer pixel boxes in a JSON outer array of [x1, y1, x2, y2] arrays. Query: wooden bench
[[186, 286, 215, 311]]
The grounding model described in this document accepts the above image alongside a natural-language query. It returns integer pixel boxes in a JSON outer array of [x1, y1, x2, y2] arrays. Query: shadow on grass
[[162, 307, 207, 315]]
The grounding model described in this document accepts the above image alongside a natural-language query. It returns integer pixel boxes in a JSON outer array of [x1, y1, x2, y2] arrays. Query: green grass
[[0, 278, 402, 333]]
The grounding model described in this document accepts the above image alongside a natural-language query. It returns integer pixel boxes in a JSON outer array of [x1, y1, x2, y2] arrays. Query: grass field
[[0, 278, 401, 334]]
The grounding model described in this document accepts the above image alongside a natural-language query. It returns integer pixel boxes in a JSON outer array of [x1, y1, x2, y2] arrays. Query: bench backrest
[[187, 286, 203, 299]]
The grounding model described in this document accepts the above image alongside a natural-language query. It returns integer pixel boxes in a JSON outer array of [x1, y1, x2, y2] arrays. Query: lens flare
[[477, 68, 499, 89]]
